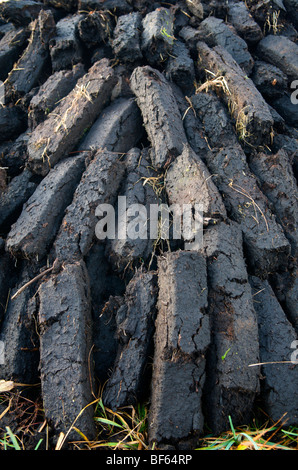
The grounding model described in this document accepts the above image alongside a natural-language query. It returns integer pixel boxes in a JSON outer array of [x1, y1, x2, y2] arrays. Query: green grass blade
[[5, 427, 21, 450], [0, 437, 8, 450], [240, 432, 260, 450], [225, 439, 235, 450], [34, 439, 44, 450], [282, 429, 298, 438], [94, 417, 123, 429], [228, 415, 237, 440], [97, 398, 106, 414], [196, 437, 235, 450]]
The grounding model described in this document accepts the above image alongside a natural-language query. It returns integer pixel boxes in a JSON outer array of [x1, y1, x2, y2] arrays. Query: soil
[[0, 0, 297, 450]]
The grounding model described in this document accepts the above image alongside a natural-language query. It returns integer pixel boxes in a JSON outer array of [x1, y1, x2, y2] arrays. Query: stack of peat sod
[[0, 0, 297, 450]]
